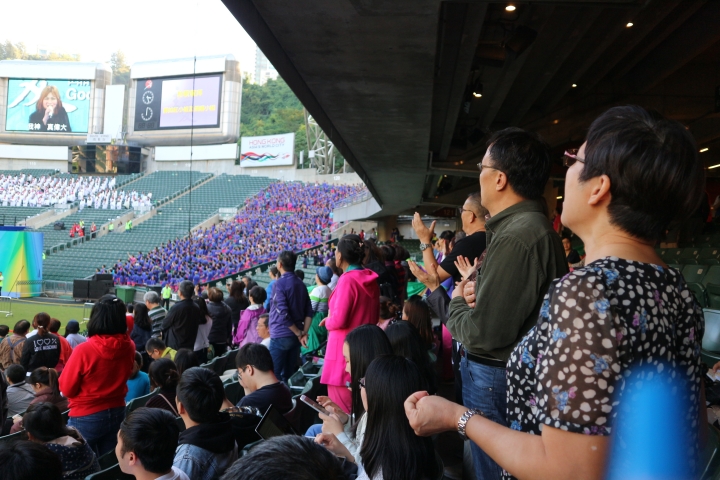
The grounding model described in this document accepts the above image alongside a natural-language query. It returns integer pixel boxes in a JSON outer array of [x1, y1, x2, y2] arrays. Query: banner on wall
[[240, 132, 295, 167], [0, 229, 43, 298]]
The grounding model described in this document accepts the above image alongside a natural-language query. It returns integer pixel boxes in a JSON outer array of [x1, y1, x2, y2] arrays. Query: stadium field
[[0, 298, 90, 334]]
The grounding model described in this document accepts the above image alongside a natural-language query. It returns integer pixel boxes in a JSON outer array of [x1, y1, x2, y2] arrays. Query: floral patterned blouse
[[505, 257, 704, 478]]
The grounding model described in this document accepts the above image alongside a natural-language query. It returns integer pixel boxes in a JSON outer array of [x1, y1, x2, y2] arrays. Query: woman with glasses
[[59, 294, 136, 456], [405, 106, 706, 479]]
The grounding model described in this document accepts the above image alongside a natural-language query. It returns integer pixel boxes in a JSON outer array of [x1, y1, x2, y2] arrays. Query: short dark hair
[[258, 314, 269, 328], [278, 250, 297, 272], [12, 320, 30, 335], [134, 351, 143, 366], [236, 343, 274, 373], [0, 325, 8, 337], [249, 286, 267, 305], [486, 127, 552, 200], [24, 402, 71, 442], [295, 269, 305, 281], [127, 303, 135, 314], [178, 280, 194, 300], [0, 440, 63, 480], [148, 358, 180, 390], [269, 266, 279, 277], [208, 287, 224, 303], [337, 234, 365, 265], [48, 318, 62, 334], [579, 105, 705, 242], [119, 408, 180, 474], [220, 435, 347, 480], [88, 295, 127, 337], [177, 367, 224, 423], [174, 348, 200, 376], [145, 337, 166, 353], [5, 364, 26, 384]]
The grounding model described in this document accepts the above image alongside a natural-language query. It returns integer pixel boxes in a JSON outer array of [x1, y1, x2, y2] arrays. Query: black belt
[[460, 347, 506, 368]]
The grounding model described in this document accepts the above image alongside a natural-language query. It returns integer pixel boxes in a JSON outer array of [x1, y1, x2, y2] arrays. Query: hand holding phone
[[301, 394, 330, 416]]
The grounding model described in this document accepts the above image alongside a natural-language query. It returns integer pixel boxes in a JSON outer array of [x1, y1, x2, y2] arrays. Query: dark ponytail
[[149, 358, 180, 390], [33, 312, 51, 335], [337, 234, 365, 266], [29, 367, 60, 397]]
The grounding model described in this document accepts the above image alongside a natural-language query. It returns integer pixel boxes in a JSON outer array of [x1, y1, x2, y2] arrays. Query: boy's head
[[116, 407, 180, 476], [5, 364, 26, 385], [235, 343, 275, 392], [145, 337, 167, 360], [0, 325, 8, 337], [176, 367, 224, 425], [248, 286, 267, 306]]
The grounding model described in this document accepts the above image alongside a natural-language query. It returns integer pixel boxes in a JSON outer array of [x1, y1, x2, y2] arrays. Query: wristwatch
[[457, 409, 483, 440], [419, 243, 432, 251]]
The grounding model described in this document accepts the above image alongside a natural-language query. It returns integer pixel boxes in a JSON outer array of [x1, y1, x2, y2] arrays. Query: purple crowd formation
[[107, 182, 365, 288]]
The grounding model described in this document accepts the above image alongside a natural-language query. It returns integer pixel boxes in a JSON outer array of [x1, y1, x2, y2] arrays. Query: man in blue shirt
[[268, 251, 313, 383]]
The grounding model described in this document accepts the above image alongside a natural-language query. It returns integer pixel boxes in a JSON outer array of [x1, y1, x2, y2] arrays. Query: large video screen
[[5, 79, 91, 133], [134, 74, 221, 131]]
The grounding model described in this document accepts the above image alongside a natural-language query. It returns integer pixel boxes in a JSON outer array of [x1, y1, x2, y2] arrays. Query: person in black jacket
[[28, 85, 72, 132], [161, 281, 203, 351], [21, 313, 60, 372], [207, 288, 232, 357], [224, 281, 249, 332]]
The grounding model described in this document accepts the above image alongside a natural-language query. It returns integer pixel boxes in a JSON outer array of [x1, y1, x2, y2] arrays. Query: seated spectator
[[295, 269, 306, 283], [174, 367, 238, 480], [146, 337, 177, 361], [562, 237, 583, 269], [0, 319, 30, 369], [145, 358, 180, 416], [0, 440, 63, 480], [174, 348, 200, 376], [131, 303, 153, 353], [117, 407, 189, 480], [126, 352, 150, 403], [0, 325, 8, 340], [6, 364, 34, 417], [24, 402, 100, 479], [207, 288, 233, 357], [402, 295, 434, 351], [48, 319, 72, 373], [21, 313, 60, 372], [193, 296, 213, 364], [235, 343, 292, 414], [302, 266, 331, 358], [385, 321, 438, 395], [144, 291, 167, 339], [234, 286, 267, 347], [220, 435, 349, 480], [316, 355, 439, 479], [256, 314, 271, 348], [11, 367, 69, 434], [63, 321, 86, 349], [376, 297, 398, 331]]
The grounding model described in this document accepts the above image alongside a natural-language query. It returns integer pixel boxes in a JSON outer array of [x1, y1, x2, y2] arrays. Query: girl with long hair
[[10, 367, 69, 434], [21, 312, 60, 371], [145, 358, 180, 416], [385, 321, 437, 395]]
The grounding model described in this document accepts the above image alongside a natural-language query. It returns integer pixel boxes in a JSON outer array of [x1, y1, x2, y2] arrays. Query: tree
[[110, 50, 131, 86]]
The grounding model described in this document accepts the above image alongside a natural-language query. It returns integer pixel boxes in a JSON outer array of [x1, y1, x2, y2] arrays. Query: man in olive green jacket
[[447, 128, 568, 480]]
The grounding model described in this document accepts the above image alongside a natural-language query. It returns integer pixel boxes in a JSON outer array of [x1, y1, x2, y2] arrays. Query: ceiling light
[[506, 5, 516, 11], [700, 148, 709, 153], [553, 119, 560, 124], [626, 22, 633, 28], [571, 84, 577, 88], [709, 164, 720, 170], [556, 196, 563, 199], [472, 79, 483, 98]]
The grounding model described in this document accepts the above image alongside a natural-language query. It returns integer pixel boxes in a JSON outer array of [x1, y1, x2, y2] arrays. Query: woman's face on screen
[[43, 93, 58, 110]]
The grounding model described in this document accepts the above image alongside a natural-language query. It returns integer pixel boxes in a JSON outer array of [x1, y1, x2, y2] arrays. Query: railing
[[333, 189, 372, 209]]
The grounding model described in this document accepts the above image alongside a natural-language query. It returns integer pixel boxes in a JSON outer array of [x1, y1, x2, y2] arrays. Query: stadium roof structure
[[223, 0, 720, 216]]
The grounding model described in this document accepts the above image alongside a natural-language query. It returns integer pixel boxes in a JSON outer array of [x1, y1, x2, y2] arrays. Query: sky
[[1, 0, 258, 73]]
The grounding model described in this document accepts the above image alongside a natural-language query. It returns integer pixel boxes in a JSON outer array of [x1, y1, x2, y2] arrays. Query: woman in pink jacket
[[320, 234, 379, 413]]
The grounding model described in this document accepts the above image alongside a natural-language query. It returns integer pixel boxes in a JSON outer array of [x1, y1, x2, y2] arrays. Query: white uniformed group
[[0, 174, 152, 210]]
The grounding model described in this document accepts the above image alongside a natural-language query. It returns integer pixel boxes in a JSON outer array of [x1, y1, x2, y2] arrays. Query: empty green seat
[[678, 248, 700, 262]]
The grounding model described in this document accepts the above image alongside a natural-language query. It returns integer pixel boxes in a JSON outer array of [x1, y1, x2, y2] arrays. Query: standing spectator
[[125, 352, 150, 403], [64, 320, 86, 349], [144, 291, 167, 339], [145, 358, 180, 416], [174, 368, 238, 480], [256, 314, 271, 348], [10, 367, 69, 434], [234, 286, 267, 347], [161, 284, 173, 310], [320, 235, 379, 413], [242, 276, 257, 298], [302, 266, 332, 358], [59, 295, 135, 456], [235, 343, 293, 413], [562, 237, 583, 269], [326, 259, 341, 291], [264, 267, 279, 310], [445, 128, 567, 479], [130, 303, 153, 353], [125, 304, 135, 333], [116, 408, 189, 480], [402, 296, 435, 350], [49, 319, 72, 373], [192, 297, 212, 365], [225, 281, 249, 333], [20, 313, 60, 372], [161, 281, 204, 351], [268, 250, 313, 383], [0, 319, 30, 369], [23, 402, 101, 479], [5, 364, 34, 417], [207, 288, 233, 357], [0, 271, 3, 296]]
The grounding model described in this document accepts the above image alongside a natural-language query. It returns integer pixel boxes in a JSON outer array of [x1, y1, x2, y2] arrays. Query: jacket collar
[[178, 412, 235, 453], [486, 200, 544, 234]]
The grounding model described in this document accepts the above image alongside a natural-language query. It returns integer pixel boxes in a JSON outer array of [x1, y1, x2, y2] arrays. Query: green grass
[[0, 300, 89, 334]]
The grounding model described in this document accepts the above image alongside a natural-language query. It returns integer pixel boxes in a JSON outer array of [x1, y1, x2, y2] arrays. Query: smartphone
[[300, 394, 330, 416]]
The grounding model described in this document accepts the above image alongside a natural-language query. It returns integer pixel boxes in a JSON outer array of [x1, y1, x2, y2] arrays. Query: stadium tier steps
[[53, 172, 143, 188], [0, 169, 59, 176], [0, 206, 48, 225], [41, 174, 274, 282], [118, 171, 213, 206]]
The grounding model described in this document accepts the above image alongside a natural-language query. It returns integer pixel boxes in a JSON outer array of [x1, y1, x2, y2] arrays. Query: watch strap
[[457, 408, 483, 440], [419, 243, 432, 251]]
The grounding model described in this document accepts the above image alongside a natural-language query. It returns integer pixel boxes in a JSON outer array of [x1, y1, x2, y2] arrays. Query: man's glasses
[[477, 163, 501, 174], [563, 149, 585, 168]]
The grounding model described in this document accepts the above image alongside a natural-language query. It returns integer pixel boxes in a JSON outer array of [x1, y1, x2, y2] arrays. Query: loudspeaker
[[88, 281, 111, 300], [73, 280, 89, 299], [54, 221, 65, 230], [148, 285, 162, 295], [93, 274, 113, 282]]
